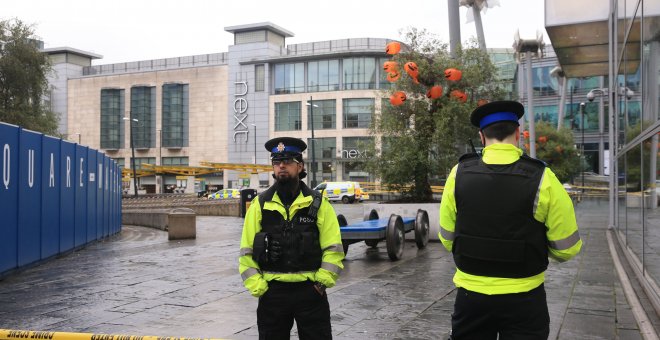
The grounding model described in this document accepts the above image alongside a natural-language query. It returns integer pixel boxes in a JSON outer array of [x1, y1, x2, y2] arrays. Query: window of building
[[161, 157, 189, 166], [130, 157, 155, 170], [342, 137, 372, 159], [341, 136, 373, 183], [308, 99, 336, 130], [343, 98, 374, 128], [255, 64, 265, 92], [130, 86, 155, 149], [343, 57, 377, 90], [275, 102, 302, 131], [531, 66, 559, 96], [162, 83, 189, 148], [307, 59, 339, 92], [100, 88, 124, 150], [112, 157, 125, 168], [274, 63, 304, 94], [306, 137, 337, 160]]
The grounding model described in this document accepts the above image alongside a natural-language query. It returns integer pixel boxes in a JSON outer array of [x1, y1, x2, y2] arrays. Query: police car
[[207, 188, 241, 200], [313, 181, 368, 204]]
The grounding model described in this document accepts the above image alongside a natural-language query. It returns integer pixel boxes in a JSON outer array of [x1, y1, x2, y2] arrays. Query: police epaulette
[[458, 152, 480, 162]]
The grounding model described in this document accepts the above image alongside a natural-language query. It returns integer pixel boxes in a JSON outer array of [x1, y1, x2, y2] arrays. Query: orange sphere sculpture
[[404, 62, 419, 84], [444, 68, 463, 81], [385, 41, 401, 55], [390, 91, 407, 106], [426, 85, 443, 99], [450, 89, 467, 103]]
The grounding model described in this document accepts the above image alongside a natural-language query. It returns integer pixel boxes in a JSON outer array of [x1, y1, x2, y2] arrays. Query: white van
[[313, 181, 367, 204]]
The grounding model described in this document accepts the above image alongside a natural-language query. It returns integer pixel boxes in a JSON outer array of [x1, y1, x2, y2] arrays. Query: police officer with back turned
[[439, 101, 582, 339], [239, 137, 344, 340]]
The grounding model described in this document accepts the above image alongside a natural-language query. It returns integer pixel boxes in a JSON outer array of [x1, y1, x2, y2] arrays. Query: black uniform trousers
[[451, 284, 549, 340], [257, 280, 332, 340]]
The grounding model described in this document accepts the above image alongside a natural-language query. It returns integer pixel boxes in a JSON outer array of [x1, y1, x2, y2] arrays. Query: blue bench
[[337, 209, 429, 261]]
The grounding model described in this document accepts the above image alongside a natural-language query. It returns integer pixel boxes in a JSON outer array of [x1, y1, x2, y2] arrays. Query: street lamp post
[[307, 96, 319, 188], [586, 86, 634, 228], [579, 102, 586, 193], [157, 128, 162, 194], [123, 116, 139, 197]]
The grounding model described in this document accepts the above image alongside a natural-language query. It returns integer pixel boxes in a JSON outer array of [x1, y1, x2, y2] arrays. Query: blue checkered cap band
[[479, 112, 520, 129]]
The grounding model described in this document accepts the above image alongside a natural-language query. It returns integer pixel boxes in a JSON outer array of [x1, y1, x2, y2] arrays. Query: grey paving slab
[[0, 200, 649, 339]]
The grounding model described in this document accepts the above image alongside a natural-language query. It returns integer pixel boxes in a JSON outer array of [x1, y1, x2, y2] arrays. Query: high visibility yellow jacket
[[439, 143, 582, 295], [239, 187, 345, 297]]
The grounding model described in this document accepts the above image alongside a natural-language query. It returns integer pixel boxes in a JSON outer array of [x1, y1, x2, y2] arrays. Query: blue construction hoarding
[[0, 122, 121, 276]]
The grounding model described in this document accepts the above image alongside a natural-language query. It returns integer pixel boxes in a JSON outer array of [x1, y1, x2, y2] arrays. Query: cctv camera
[[625, 88, 634, 100], [586, 91, 596, 102]]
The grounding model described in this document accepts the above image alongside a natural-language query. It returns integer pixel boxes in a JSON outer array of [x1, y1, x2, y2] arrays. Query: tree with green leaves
[[522, 121, 580, 183], [365, 28, 507, 202], [0, 19, 58, 135]]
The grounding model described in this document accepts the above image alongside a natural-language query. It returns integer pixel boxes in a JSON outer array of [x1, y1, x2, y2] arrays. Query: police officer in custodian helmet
[[439, 101, 582, 339], [239, 137, 344, 339]]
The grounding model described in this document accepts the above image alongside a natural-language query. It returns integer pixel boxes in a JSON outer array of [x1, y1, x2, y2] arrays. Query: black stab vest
[[258, 183, 323, 273], [453, 153, 548, 278]]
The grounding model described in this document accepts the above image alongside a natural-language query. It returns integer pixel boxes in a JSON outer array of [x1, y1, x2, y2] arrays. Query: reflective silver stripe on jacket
[[321, 262, 342, 274], [240, 247, 253, 257], [241, 267, 260, 281], [323, 244, 343, 253], [548, 230, 581, 250], [533, 171, 546, 217], [440, 227, 455, 241]]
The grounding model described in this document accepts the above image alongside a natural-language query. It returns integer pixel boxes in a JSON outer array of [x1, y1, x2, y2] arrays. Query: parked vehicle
[[208, 188, 241, 200], [313, 181, 368, 204]]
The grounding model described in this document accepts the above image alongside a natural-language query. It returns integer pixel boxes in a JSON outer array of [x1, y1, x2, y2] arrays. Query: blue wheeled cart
[[337, 209, 429, 261]]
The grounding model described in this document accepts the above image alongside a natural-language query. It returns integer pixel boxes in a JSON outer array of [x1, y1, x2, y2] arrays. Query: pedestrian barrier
[[121, 208, 197, 240], [0, 123, 122, 277], [0, 329, 228, 340]]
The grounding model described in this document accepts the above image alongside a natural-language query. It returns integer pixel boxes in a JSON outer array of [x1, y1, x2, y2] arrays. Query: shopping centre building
[[49, 23, 400, 194], [545, 0, 659, 317]]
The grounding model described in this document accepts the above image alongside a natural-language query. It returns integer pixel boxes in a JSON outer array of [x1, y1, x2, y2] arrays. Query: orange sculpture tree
[[365, 29, 508, 202]]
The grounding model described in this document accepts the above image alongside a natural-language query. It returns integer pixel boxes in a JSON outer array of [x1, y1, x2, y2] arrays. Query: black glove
[[314, 282, 326, 296], [268, 239, 282, 263]]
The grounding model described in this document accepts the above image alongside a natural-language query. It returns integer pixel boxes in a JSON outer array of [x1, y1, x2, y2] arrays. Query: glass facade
[[100, 89, 124, 150], [343, 57, 377, 90], [130, 86, 155, 148], [274, 63, 304, 94], [306, 137, 337, 187], [162, 83, 189, 148], [130, 157, 155, 170], [275, 102, 301, 131], [308, 99, 336, 130], [612, 0, 660, 302], [341, 137, 373, 182], [342, 98, 374, 129], [307, 59, 339, 92], [161, 156, 189, 166]]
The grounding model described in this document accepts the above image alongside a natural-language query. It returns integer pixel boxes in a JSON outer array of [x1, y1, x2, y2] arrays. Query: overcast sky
[[3, 0, 547, 65]]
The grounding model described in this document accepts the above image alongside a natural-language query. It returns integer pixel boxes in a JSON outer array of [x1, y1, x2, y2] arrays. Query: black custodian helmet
[[470, 100, 525, 129]]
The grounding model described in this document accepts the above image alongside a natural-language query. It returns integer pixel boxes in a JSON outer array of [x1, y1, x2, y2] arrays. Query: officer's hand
[[269, 240, 282, 262]]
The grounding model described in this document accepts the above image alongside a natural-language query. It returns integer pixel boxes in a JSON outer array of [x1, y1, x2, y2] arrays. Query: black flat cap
[[265, 137, 307, 160], [470, 100, 525, 129]]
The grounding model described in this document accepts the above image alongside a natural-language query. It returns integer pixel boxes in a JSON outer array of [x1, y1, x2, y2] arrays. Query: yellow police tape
[[0, 329, 228, 340]]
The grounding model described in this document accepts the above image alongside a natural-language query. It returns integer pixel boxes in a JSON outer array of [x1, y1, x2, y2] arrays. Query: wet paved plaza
[[0, 200, 653, 339]]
